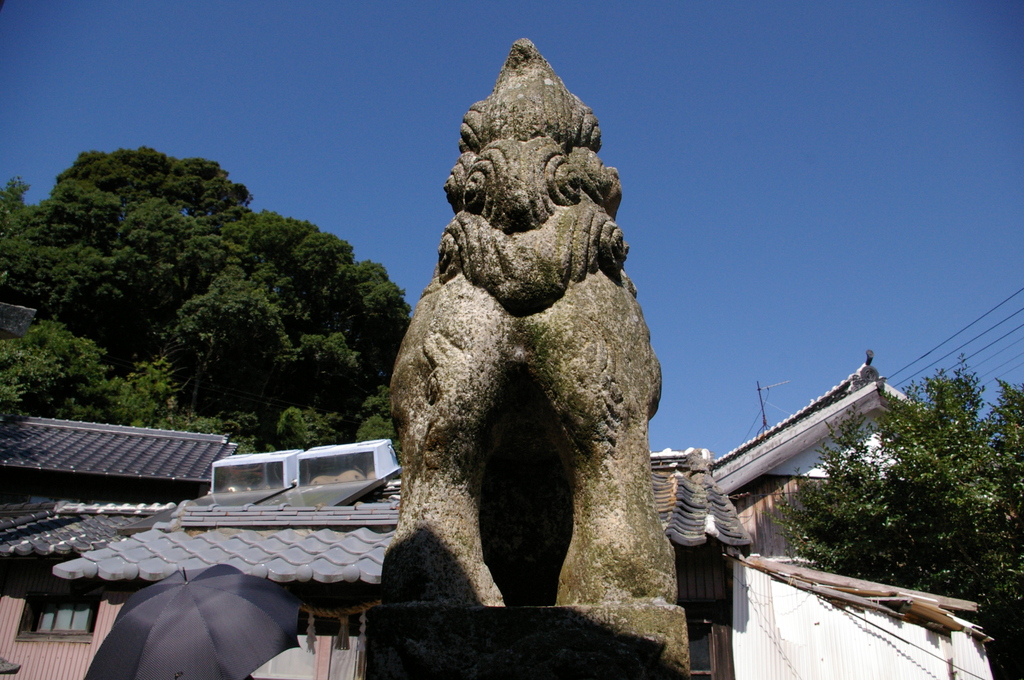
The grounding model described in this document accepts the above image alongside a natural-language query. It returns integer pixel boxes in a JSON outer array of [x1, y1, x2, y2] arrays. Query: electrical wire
[[979, 348, 1024, 381], [970, 333, 1024, 371], [961, 319, 1024, 366], [742, 409, 763, 443], [766, 401, 793, 418], [896, 304, 1024, 387], [888, 285, 1024, 382], [839, 608, 991, 680], [983, 357, 1024, 391]]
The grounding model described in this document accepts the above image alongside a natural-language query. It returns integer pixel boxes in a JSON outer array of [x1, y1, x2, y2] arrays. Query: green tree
[[0, 177, 29, 235], [0, 320, 118, 421], [780, 367, 1024, 678], [0, 148, 409, 450]]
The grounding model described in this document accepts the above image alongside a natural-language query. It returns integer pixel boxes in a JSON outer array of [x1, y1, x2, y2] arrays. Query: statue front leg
[[384, 277, 510, 606], [525, 276, 676, 606]]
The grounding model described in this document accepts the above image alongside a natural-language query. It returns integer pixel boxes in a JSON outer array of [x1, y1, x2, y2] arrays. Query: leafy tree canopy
[[780, 367, 1024, 678], [0, 148, 409, 452]]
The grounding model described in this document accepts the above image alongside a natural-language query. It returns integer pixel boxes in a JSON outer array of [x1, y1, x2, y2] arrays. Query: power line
[[983, 357, 1024, 391], [840, 608, 991, 680], [971, 333, 1024, 371], [979, 348, 1024, 381], [962, 319, 1024, 365], [889, 285, 1024, 382], [901, 303, 1024, 387]]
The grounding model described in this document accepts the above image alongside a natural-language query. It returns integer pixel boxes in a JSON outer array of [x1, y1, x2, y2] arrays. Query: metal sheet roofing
[[0, 415, 237, 482]]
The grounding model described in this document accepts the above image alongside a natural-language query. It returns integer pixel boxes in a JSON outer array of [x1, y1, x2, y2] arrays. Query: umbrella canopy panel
[[86, 564, 301, 680]]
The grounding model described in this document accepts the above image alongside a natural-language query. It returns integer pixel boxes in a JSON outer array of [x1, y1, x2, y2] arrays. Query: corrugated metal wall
[[0, 560, 126, 680], [951, 631, 995, 680], [732, 562, 994, 680]]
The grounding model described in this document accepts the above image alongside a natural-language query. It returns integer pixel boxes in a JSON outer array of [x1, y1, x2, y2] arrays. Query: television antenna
[[757, 380, 790, 436]]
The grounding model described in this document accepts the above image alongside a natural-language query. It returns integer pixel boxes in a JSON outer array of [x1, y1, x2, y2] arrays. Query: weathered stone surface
[[0, 303, 36, 340], [367, 603, 689, 680], [385, 38, 676, 610]]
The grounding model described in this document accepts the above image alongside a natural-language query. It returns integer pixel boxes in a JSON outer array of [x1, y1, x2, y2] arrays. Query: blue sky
[[2, 2, 1022, 455]]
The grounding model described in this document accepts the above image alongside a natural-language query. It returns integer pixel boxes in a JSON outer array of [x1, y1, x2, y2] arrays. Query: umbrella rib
[[185, 586, 230, 680]]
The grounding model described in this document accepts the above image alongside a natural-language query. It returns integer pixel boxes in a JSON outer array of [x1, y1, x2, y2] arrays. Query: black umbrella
[[85, 564, 302, 680]]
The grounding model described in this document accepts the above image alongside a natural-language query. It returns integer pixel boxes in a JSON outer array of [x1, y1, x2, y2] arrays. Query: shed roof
[[0, 415, 236, 482], [735, 555, 985, 638]]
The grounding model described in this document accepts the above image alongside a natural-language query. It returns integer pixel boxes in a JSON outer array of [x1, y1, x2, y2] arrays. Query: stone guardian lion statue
[[383, 39, 676, 609]]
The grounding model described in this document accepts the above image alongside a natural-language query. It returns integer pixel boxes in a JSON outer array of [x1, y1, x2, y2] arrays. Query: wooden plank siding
[[676, 541, 728, 602], [0, 560, 126, 680], [729, 475, 803, 558]]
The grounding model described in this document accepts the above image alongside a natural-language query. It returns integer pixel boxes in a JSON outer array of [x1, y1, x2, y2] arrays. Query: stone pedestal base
[[366, 602, 689, 680]]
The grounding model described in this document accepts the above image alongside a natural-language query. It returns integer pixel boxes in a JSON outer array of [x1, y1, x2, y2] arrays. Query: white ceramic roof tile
[[138, 557, 175, 581], [341, 564, 361, 582], [52, 557, 91, 580], [178, 557, 213, 573], [257, 536, 290, 552], [359, 559, 382, 583], [349, 527, 387, 542], [311, 528, 341, 542], [97, 557, 129, 580], [295, 535, 332, 554], [237, 547, 272, 564], [364, 546, 387, 565], [176, 536, 218, 551], [158, 546, 192, 562], [224, 556, 253, 574], [218, 536, 255, 551], [52, 511, 394, 586], [273, 529, 303, 543], [120, 547, 155, 563], [278, 546, 315, 566], [320, 546, 359, 566], [265, 558, 298, 582], [339, 534, 375, 554], [310, 559, 347, 583], [81, 547, 118, 562], [196, 546, 231, 563]]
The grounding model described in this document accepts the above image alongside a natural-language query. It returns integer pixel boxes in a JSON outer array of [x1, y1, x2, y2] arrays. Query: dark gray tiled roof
[[651, 449, 751, 548], [0, 501, 57, 518], [0, 415, 236, 482], [0, 502, 174, 557], [54, 525, 392, 585]]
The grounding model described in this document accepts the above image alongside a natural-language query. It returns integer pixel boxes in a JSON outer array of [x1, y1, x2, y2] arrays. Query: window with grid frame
[[18, 594, 99, 642]]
